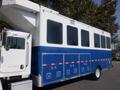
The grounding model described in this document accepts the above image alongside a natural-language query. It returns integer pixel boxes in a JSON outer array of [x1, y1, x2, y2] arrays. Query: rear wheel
[[92, 67, 101, 80]]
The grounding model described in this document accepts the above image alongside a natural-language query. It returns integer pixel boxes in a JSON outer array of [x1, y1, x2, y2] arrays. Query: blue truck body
[[32, 46, 112, 86]]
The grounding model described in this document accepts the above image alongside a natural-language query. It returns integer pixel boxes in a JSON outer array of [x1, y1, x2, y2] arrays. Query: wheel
[[92, 67, 101, 80]]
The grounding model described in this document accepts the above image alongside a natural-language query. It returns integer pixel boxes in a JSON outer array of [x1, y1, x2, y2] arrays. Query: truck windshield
[[7, 37, 25, 49]]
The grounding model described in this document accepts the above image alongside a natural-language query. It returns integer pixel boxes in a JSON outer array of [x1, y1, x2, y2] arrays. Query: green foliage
[[30, 0, 119, 35], [31, 0, 48, 6], [94, 0, 119, 34]]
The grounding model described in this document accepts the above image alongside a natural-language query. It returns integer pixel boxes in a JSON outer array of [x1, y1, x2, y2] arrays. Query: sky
[[115, 0, 120, 25], [94, 0, 120, 25]]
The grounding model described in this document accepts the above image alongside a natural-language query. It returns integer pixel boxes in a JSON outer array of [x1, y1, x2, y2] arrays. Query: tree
[[53, 0, 96, 22], [31, 0, 48, 6], [94, 0, 119, 34]]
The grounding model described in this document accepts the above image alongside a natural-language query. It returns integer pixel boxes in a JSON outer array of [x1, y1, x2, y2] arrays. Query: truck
[[0, 0, 112, 90]]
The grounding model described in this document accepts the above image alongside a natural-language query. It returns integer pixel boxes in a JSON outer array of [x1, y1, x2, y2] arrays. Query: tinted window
[[106, 37, 111, 49], [101, 35, 106, 48], [47, 20, 63, 44], [81, 30, 89, 47], [94, 33, 100, 48], [7, 37, 25, 49], [67, 26, 78, 46]]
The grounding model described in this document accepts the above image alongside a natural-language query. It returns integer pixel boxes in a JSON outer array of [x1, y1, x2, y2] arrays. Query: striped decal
[[42, 58, 111, 67]]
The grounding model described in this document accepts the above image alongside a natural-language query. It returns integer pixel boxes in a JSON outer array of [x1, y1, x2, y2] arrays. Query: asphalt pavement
[[37, 61, 120, 90]]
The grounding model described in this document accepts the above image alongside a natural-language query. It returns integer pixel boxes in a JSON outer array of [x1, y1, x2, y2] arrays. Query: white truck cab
[[0, 0, 37, 89], [0, 29, 32, 90]]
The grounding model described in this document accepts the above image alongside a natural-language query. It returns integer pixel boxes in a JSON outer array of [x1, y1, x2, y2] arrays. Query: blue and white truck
[[0, 0, 112, 90]]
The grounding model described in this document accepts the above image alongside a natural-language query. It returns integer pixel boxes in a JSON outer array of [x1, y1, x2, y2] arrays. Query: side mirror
[[2, 31, 7, 46], [5, 45, 10, 51], [5, 36, 10, 51], [2, 31, 9, 51], [0, 33, 2, 46]]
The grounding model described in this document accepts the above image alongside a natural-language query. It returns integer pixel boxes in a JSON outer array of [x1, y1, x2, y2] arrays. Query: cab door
[[0, 34, 27, 73]]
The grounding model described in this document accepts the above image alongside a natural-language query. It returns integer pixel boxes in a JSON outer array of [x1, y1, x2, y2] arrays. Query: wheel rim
[[95, 68, 100, 78]]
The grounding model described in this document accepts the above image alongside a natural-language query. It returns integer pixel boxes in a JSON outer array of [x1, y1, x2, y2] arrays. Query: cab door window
[[7, 37, 25, 49]]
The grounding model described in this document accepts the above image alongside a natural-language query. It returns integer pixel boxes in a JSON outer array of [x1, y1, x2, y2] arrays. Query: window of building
[[106, 37, 111, 49], [7, 37, 25, 49], [81, 30, 89, 47], [47, 20, 63, 44], [67, 26, 78, 46], [94, 33, 100, 48], [101, 35, 106, 48]]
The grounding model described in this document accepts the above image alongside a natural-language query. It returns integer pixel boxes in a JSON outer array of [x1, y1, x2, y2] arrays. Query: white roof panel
[[2, 0, 40, 12]]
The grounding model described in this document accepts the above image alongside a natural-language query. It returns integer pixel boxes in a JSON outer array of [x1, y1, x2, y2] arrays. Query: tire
[[92, 67, 101, 80]]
